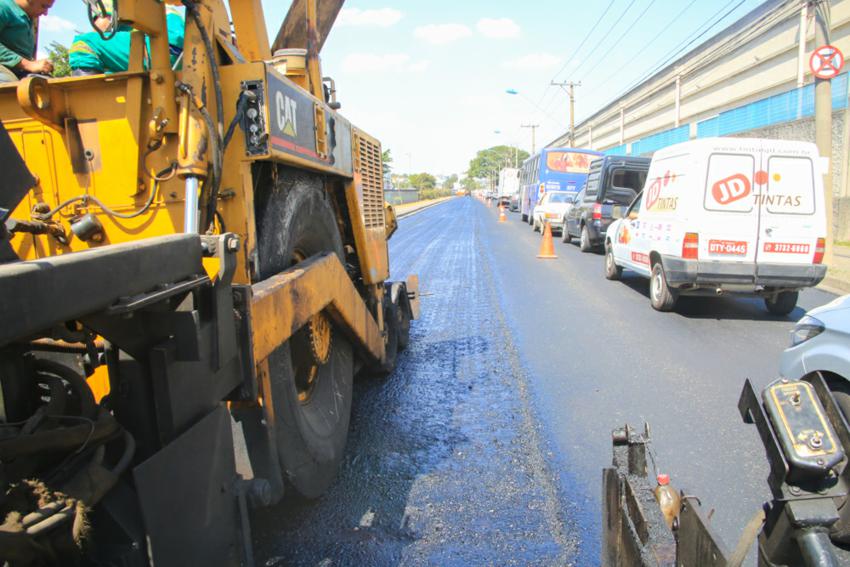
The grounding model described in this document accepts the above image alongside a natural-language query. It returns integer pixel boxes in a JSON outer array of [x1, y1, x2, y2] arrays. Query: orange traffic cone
[[537, 222, 558, 259], [498, 205, 507, 222]]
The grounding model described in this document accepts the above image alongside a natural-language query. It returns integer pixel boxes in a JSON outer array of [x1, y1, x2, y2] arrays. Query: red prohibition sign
[[810, 44, 844, 80]]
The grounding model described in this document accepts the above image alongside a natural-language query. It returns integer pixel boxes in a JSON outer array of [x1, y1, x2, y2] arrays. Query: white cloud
[[337, 8, 402, 28], [408, 60, 431, 73], [503, 52, 561, 71], [476, 18, 520, 39], [39, 15, 76, 32], [414, 23, 472, 45], [341, 53, 429, 74]]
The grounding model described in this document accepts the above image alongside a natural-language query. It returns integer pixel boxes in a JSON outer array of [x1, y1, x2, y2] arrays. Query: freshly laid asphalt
[[253, 196, 838, 565]]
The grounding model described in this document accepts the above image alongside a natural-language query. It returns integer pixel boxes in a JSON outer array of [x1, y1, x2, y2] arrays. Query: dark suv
[[563, 155, 649, 252]]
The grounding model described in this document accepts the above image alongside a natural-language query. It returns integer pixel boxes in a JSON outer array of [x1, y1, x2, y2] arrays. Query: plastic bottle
[[654, 473, 681, 529]]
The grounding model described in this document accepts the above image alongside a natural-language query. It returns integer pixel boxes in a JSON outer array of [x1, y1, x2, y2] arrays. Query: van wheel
[[532, 219, 539, 232], [562, 224, 572, 243], [650, 262, 678, 311], [521, 214, 528, 222], [605, 244, 622, 280], [580, 226, 593, 252], [765, 291, 798, 316]]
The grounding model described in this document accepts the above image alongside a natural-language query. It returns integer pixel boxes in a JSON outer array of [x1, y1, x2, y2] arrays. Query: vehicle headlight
[[790, 315, 825, 346]]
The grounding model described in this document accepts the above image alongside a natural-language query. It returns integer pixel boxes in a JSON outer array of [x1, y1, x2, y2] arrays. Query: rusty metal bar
[[250, 252, 384, 363]]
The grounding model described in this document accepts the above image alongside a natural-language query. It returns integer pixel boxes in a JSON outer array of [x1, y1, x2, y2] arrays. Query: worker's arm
[[0, 4, 51, 74]]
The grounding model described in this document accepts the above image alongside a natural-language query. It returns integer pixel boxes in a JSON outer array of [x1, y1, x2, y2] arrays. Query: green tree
[[46, 42, 70, 78], [382, 149, 393, 177], [408, 172, 436, 191], [467, 145, 529, 178], [442, 174, 458, 191]]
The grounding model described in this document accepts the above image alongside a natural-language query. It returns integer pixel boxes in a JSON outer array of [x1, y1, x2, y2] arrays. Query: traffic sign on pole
[[810, 44, 844, 80]]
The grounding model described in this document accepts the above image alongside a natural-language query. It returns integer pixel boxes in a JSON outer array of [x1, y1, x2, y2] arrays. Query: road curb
[[818, 277, 850, 297], [396, 197, 456, 219]]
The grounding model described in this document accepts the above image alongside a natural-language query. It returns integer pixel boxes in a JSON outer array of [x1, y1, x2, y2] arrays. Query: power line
[[573, 0, 660, 82], [533, 0, 617, 109], [625, 0, 747, 93], [540, 0, 641, 117], [578, 0, 793, 135], [581, 0, 746, 116], [581, 0, 700, 98]]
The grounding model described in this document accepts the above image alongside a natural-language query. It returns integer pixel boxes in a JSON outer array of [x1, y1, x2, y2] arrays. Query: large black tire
[[649, 261, 678, 311], [764, 291, 798, 316], [579, 225, 593, 252], [255, 170, 354, 499], [562, 222, 572, 243], [604, 243, 622, 281]]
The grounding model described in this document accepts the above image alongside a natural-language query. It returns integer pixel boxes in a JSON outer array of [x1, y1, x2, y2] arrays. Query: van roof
[[651, 137, 819, 160]]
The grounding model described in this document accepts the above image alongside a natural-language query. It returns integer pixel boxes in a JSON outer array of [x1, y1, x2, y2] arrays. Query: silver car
[[780, 295, 850, 407]]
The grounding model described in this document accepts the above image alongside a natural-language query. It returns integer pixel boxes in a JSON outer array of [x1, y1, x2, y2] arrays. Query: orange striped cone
[[537, 222, 558, 259], [498, 205, 507, 222]]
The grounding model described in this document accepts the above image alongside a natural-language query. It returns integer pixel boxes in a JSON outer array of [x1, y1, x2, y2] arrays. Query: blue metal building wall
[[631, 124, 690, 155], [601, 72, 848, 156], [697, 72, 847, 137]]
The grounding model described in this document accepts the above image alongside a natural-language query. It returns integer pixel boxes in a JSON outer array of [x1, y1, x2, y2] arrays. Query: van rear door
[[700, 148, 760, 273], [755, 145, 824, 270]]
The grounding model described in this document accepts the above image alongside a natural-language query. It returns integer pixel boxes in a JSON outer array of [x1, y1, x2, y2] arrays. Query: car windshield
[[547, 193, 570, 204]]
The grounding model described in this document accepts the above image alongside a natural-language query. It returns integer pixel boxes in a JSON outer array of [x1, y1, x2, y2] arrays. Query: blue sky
[[38, 0, 765, 175]]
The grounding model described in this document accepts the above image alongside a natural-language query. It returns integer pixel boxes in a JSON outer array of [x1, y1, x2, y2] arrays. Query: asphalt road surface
[[253, 196, 838, 566]]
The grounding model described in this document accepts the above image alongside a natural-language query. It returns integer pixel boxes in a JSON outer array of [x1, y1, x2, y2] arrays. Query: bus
[[519, 147, 602, 223]]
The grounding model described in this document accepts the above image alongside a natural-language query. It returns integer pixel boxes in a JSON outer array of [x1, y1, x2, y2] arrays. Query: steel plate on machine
[[266, 71, 352, 174]]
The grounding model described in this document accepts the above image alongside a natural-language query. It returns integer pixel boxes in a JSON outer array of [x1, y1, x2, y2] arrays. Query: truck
[[0, 0, 417, 565], [497, 167, 519, 207]]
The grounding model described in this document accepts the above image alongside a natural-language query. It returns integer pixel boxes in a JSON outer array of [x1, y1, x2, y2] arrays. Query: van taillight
[[814, 237, 826, 264], [682, 232, 699, 260], [592, 203, 602, 220]]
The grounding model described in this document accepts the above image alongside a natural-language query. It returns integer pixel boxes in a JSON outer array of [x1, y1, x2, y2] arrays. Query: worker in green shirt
[[0, 0, 54, 82], [69, 4, 184, 75]]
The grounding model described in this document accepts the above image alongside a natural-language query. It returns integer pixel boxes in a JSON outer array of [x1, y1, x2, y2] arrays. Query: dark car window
[[605, 168, 648, 205], [584, 171, 600, 199]]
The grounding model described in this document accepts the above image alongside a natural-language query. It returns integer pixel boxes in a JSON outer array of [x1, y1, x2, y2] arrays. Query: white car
[[604, 137, 827, 314], [531, 191, 576, 234], [780, 295, 850, 393]]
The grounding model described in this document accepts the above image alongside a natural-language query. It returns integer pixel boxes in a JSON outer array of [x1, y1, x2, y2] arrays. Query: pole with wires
[[521, 123, 539, 154], [551, 81, 581, 147], [814, 0, 833, 265]]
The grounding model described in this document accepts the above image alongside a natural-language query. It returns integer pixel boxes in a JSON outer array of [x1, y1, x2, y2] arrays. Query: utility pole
[[814, 1, 833, 264], [521, 123, 539, 154], [551, 80, 581, 146]]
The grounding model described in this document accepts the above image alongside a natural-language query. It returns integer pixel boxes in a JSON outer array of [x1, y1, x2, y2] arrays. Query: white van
[[605, 138, 827, 314]]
